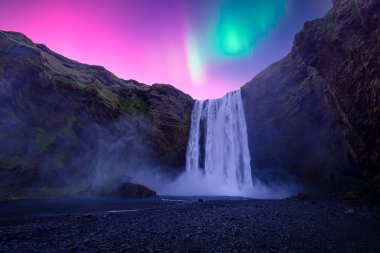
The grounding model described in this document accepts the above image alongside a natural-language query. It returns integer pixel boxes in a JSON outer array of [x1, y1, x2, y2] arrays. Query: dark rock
[[294, 193, 308, 201], [116, 182, 156, 198], [343, 191, 359, 201], [241, 0, 379, 193], [344, 208, 354, 214], [83, 214, 95, 220], [0, 31, 194, 199]]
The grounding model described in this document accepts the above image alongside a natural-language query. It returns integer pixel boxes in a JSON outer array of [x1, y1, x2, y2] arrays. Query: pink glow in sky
[[0, 0, 332, 99]]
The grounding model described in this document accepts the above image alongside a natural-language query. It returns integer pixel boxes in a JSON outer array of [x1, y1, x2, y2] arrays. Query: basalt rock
[[241, 0, 379, 193], [0, 31, 194, 199], [116, 182, 156, 198]]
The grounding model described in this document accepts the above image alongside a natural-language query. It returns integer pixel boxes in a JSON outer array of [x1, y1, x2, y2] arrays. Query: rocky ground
[[0, 197, 379, 252]]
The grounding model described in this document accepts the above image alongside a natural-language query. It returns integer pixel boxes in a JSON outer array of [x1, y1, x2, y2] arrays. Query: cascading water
[[143, 89, 291, 197], [185, 90, 253, 194]]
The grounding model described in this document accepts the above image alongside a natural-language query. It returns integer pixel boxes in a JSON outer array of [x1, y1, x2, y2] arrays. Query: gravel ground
[[0, 197, 379, 252]]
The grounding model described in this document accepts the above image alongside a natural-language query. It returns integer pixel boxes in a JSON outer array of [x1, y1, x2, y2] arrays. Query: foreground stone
[[116, 182, 156, 198], [0, 198, 379, 252]]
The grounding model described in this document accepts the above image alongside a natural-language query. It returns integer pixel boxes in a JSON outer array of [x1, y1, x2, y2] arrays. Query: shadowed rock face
[[242, 0, 380, 192], [116, 182, 156, 198], [0, 31, 194, 199]]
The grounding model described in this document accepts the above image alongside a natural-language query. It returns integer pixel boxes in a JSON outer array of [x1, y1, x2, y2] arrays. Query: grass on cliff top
[[119, 98, 150, 117], [95, 86, 120, 108]]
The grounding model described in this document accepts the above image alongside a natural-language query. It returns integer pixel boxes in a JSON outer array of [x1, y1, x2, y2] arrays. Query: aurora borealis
[[0, 0, 332, 99]]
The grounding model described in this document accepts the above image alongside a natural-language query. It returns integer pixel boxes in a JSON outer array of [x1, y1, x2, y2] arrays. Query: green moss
[[0, 155, 21, 169], [343, 191, 359, 201], [182, 112, 191, 124], [177, 113, 191, 131], [0, 155, 27, 171], [39, 181, 89, 197], [51, 152, 67, 169], [156, 135, 175, 156], [60, 117, 76, 139], [119, 99, 129, 112], [34, 127, 55, 154], [119, 98, 150, 117], [95, 86, 119, 107], [5, 196, 24, 201], [76, 84, 119, 109]]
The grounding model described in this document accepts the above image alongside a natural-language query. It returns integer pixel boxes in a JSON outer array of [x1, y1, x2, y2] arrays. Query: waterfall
[[185, 90, 253, 193], [154, 89, 290, 197]]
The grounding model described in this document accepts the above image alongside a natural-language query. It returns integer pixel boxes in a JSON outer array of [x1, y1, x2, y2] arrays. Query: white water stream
[[137, 90, 292, 197], [185, 90, 253, 193]]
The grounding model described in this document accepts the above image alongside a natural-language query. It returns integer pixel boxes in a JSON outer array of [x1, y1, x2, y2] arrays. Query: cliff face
[[0, 31, 194, 198], [242, 0, 380, 192]]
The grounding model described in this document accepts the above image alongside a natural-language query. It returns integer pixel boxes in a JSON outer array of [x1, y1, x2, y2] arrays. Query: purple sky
[[0, 0, 332, 99]]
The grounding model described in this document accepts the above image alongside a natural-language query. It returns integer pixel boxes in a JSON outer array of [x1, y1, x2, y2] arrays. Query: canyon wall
[[242, 0, 379, 192]]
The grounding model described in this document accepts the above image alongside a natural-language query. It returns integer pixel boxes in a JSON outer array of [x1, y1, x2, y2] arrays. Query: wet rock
[[116, 183, 156, 198], [241, 0, 380, 193], [344, 209, 355, 214], [83, 214, 95, 219]]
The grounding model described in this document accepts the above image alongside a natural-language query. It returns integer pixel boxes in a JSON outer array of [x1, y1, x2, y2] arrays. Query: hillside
[[0, 31, 194, 198]]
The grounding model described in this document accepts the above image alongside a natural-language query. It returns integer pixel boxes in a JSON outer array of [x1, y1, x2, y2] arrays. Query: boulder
[[116, 182, 156, 198]]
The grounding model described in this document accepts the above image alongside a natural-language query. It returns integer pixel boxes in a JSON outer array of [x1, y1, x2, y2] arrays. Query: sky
[[0, 0, 332, 99]]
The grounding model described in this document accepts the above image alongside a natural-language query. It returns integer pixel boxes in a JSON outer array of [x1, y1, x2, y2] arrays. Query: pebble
[[0, 199, 379, 252], [344, 208, 354, 214]]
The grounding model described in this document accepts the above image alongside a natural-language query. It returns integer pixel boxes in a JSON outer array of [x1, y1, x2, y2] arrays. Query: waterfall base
[[132, 90, 298, 198], [154, 90, 295, 198], [156, 169, 293, 198]]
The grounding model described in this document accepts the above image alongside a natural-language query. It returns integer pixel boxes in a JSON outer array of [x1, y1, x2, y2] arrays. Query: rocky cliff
[[242, 0, 379, 193], [0, 31, 194, 199], [1, 0, 379, 199]]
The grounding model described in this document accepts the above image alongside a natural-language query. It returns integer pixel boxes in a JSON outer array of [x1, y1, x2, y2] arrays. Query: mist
[[0, 89, 300, 200], [0, 81, 299, 200]]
